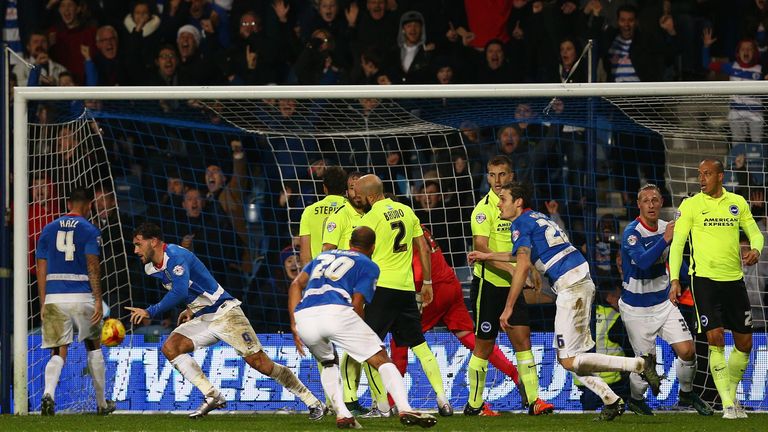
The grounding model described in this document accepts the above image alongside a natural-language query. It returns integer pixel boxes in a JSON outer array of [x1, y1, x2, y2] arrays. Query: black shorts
[[364, 287, 425, 348], [691, 275, 753, 334], [470, 276, 530, 340]]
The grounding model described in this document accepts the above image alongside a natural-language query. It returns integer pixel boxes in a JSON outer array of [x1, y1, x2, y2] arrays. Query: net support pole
[[12, 93, 29, 415], [1, 45, 12, 415]]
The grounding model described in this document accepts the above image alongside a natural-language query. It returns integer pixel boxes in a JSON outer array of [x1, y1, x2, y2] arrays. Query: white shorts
[[174, 305, 262, 357], [619, 299, 692, 356], [554, 277, 596, 359], [42, 302, 101, 349], [294, 304, 384, 363]]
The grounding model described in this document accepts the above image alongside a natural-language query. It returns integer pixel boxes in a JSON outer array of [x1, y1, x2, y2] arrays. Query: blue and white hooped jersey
[[294, 250, 380, 312], [620, 218, 670, 308], [145, 244, 238, 319], [511, 210, 589, 293], [36, 214, 101, 300]]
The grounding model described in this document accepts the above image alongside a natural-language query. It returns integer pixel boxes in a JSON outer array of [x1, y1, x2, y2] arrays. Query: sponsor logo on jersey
[[627, 235, 637, 246], [475, 213, 486, 224], [173, 265, 185, 276], [730, 205, 739, 216], [327, 222, 336, 232]]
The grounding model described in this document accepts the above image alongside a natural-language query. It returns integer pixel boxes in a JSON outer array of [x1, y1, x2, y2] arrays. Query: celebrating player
[[669, 159, 765, 419], [620, 184, 712, 416], [36, 187, 116, 416], [289, 226, 438, 429], [469, 182, 660, 421], [126, 222, 324, 419]]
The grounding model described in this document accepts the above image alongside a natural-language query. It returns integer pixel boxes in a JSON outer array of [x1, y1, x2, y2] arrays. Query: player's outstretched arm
[[467, 250, 515, 264], [471, 235, 517, 272]]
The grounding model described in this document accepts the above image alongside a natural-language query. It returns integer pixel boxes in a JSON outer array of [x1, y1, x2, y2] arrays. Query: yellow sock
[[516, 350, 539, 404], [727, 348, 750, 402], [709, 346, 733, 408], [412, 342, 446, 398], [340, 353, 362, 403], [467, 354, 488, 409], [364, 362, 388, 410]]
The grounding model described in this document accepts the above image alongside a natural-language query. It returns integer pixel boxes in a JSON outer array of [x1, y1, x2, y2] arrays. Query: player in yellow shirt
[[669, 159, 764, 419], [467, 155, 553, 416], [298, 166, 347, 266], [355, 174, 452, 417], [321, 171, 373, 415]]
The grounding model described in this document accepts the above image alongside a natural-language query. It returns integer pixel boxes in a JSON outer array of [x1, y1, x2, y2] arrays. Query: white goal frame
[[12, 81, 768, 414]]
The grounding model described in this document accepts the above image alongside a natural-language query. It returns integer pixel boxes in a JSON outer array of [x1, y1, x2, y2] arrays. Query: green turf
[[0, 412, 766, 432]]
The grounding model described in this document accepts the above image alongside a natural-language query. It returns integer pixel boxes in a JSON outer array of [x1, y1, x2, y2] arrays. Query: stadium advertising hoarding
[[28, 332, 768, 412]]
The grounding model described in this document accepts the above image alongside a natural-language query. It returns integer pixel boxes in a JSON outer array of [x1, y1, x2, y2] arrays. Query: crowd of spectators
[[5, 0, 768, 88]]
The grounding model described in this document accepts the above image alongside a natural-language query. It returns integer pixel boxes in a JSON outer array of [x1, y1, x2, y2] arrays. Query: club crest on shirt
[[627, 235, 637, 246], [475, 213, 486, 224], [512, 229, 520, 242], [327, 222, 337, 232], [729, 205, 739, 216], [173, 265, 185, 276]]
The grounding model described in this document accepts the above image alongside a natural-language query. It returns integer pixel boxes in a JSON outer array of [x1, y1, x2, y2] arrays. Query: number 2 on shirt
[[390, 221, 407, 253]]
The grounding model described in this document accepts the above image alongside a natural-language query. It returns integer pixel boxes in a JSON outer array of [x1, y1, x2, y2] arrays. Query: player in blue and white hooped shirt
[[36, 188, 115, 416], [468, 182, 660, 421], [619, 184, 713, 416], [289, 226, 437, 429], [126, 222, 323, 420]]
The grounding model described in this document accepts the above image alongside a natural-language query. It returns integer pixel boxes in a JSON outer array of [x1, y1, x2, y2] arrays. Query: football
[[101, 318, 126, 347]]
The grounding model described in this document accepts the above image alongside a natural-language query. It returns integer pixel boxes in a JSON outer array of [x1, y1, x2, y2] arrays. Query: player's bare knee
[[366, 350, 390, 369], [558, 356, 575, 372], [675, 341, 695, 362], [473, 338, 494, 359], [506, 326, 532, 351], [52, 346, 68, 361], [246, 351, 273, 375], [706, 328, 726, 347], [161, 342, 180, 360], [84, 338, 100, 352], [734, 334, 753, 353]]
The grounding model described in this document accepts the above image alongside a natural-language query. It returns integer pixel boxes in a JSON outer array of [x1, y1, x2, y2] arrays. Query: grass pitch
[[0, 412, 766, 432]]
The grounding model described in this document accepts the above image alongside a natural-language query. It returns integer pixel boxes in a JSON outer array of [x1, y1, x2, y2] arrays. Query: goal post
[[12, 82, 768, 414]]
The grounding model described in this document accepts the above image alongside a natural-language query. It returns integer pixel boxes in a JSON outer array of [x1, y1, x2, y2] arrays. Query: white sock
[[629, 372, 648, 400], [269, 362, 320, 407], [44, 355, 65, 399], [677, 358, 696, 393], [378, 362, 412, 412], [170, 354, 216, 396], [320, 364, 352, 418], [87, 349, 107, 408], [574, 373, 620, 405], [572, 353, 644, 374]]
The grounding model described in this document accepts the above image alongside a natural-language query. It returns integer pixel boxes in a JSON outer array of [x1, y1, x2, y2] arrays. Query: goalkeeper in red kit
[[389, 225, 525, 414]]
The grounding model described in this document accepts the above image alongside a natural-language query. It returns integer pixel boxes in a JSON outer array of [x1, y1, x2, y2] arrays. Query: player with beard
[[127, 222, 324, 419]]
